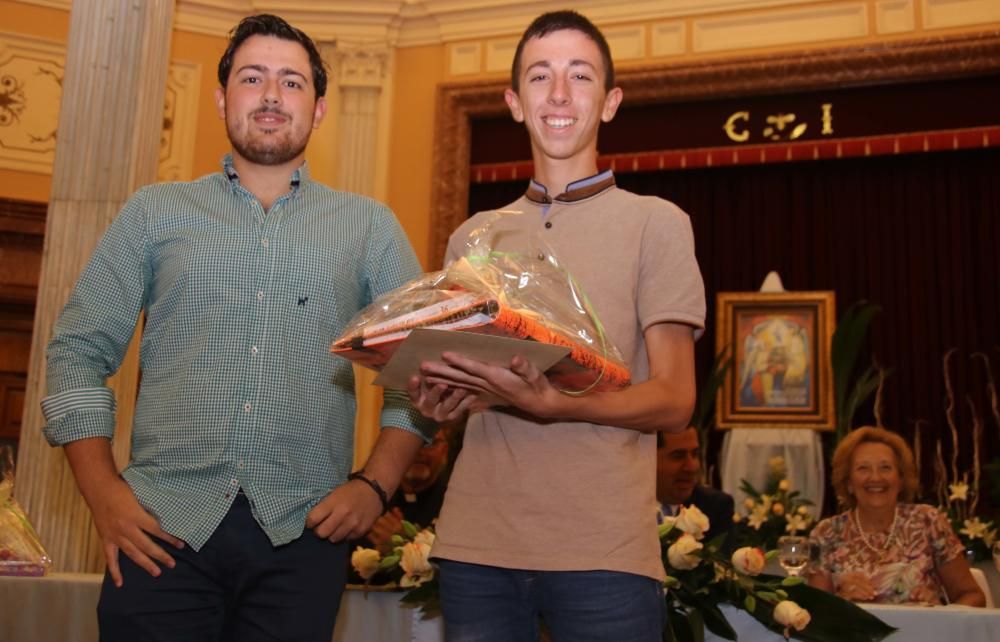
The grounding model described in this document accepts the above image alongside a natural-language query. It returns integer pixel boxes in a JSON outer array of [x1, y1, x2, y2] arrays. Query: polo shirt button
[[544, 221, 552, 229]]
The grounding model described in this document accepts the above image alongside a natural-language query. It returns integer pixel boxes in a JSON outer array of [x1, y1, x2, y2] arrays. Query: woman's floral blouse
[[809, 503, 965, 604]]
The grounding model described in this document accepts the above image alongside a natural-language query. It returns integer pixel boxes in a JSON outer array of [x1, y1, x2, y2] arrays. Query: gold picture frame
[[715, 291, 836, 430]]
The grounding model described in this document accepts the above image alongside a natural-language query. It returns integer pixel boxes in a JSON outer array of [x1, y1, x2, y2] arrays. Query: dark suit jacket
[[685, 485, 735, 549]]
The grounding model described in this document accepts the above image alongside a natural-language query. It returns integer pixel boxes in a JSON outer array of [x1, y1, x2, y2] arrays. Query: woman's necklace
[[854, 506, 899, 559]]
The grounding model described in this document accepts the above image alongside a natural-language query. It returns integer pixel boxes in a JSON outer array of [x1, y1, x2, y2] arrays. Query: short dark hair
[[510, 10, 615, 94], [217, 14, 328, 98]]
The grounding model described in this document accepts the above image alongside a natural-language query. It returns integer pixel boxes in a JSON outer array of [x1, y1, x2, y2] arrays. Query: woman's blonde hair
[[831, 426, 919, 509]]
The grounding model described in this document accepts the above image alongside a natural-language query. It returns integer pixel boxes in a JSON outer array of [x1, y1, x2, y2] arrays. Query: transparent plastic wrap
[[0, 447, 51, 576], [332, 211, 630, 393]]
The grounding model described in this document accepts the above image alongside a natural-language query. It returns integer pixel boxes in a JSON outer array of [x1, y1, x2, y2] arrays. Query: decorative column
[[15, 0, 175, 573], [328, 43, 396, 466]]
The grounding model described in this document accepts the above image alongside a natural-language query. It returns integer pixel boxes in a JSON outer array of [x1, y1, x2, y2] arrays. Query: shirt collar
[[221, 153, 311, 192], [524, 170, 615, 205]]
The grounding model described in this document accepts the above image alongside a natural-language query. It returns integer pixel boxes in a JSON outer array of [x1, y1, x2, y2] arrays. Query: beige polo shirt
[[431, 173, 705, 580]]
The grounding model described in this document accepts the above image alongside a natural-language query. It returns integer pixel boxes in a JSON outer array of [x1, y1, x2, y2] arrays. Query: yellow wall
[[170, 30, 231, 180], [385, 45, 447, 270]]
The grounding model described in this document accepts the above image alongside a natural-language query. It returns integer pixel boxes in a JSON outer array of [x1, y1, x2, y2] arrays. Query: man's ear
[[214, 86, 226, 120], [312, 96, 328, 129], [601, 86, 623, 123], [504, 88, 525, 123]]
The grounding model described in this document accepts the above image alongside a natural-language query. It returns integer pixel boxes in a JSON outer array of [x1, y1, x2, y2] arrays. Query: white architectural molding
[[876, 1, 915, 35], [0, 30, 202, 177], [158, 61, 202, 182], [651, 21, 687, 58], [332, 43, 392, 88], [449, 41, 482, 75], [15, 0, 884, 46], [923, 0, 1000, 31], [605, 25, 647, 61], [0, 31, 64, 174], [693, 3, 869, 53]]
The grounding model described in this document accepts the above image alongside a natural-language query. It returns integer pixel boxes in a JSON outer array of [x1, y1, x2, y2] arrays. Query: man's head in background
[[656, 427, 701, 505]]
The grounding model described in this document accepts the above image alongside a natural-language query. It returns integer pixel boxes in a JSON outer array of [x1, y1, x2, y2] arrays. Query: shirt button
[[261, 237, 269, 248], [544, 221, 552, 229], [231, 479, 238, 486], [256, 291, 264, 301], [251, 346, 259, 355], [243, 402, 252, 412]]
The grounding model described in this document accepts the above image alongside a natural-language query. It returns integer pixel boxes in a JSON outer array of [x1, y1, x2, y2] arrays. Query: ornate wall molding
[[332, 44, 391, 90], [0, 30, 201, 180], [427, 30, 1000, 270], [0, 32, 64, 174]]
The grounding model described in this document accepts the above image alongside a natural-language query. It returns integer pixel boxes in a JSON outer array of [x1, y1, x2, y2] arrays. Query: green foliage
[[831, 301, 886, 442], [691, 348, 733, 480]]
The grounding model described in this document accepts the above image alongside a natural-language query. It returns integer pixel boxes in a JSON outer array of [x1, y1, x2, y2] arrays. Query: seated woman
[[808, 426, 984, 606]]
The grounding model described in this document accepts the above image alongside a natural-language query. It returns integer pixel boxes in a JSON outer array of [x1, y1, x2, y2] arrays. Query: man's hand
[[305, 478, 385, 542], [366, 507, 404, 554], [90, 476, 185, 588], [414, 352, 565, 419], [407, 372, 488, 422]]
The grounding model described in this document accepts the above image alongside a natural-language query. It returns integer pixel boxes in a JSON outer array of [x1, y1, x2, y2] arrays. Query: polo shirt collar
[[221, 153, 311, 192], [525, 170, 616, 204]]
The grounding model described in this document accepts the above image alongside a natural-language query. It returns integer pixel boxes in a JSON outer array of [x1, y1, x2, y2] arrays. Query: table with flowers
[[2, 569, 999, 642]]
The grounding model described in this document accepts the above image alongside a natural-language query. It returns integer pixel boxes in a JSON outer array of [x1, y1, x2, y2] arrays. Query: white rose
[[351, 546, 381, 581], [667, 533, 704, 571], [768, 456, 787, 478], [674, 505, 710, 540], [773, 600, 811, 632], [730, 547, 767, 576], [399, 541, 435, 587], [778, 479, 790, 492], [771, 502, 785, 516], [744, 497, 756, 510]]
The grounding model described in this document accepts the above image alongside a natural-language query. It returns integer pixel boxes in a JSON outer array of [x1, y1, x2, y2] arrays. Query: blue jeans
[[437, 559, 664, 642]]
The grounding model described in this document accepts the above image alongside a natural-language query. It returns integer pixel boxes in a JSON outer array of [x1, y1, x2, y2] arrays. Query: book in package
[[0, 447, 51, 576], [332, 212, 630, 393]]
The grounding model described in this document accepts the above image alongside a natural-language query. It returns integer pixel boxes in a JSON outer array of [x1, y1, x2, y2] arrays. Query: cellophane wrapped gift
[[332, 212, 630, 393], [0, 447, 52, 576]]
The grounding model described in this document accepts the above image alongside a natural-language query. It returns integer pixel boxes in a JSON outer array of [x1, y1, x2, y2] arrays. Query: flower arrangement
[[351, 520, 440, 618], [353, 506, 894, 641], [928, 349, 999, 563], [661, 504, 894, 642], [732, 456, 816, 551]]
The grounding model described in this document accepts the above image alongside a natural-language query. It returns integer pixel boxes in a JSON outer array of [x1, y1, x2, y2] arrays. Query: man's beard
[[228, 109, 310, 166]]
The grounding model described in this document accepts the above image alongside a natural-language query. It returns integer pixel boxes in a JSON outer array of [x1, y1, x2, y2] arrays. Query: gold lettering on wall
[[723, 111, 750, 142], [821, 103, 834, 135], [722, 104, 835, 144]]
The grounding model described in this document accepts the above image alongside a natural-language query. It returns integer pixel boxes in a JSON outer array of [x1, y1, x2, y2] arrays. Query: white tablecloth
[[3, 569, 998, 642], [0, 574, 441, 642], [709, 602, 1000, 642]]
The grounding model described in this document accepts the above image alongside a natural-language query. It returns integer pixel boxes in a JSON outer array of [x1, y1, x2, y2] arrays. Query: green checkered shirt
[[42, 155, 432, 550]]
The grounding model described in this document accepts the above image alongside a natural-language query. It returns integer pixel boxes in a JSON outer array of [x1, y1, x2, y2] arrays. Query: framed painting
[[715, 291, 836, 430]]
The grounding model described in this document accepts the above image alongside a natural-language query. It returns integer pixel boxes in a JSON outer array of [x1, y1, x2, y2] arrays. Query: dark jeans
[[437, 559, 664, 642], [98, 493, 347, 642]]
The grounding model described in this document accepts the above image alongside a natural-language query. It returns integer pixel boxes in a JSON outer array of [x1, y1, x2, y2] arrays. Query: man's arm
[[305, 427, 425, 542], [63, 438, 184, 587], [408, 321, 696, 433]]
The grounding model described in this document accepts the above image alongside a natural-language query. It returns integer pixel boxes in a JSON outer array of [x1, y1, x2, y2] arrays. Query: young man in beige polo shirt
[[408, 10, 705, 641]]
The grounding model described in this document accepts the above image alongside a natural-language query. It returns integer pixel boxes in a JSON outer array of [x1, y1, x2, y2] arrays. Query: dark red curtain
[[468, 147, 1000, 502]]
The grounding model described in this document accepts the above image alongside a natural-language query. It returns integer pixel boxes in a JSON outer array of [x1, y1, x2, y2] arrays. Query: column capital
[[328, 42, 391, 89]]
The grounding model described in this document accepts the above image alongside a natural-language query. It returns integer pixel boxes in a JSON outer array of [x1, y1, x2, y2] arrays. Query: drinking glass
[[778, 535, 810, 577]]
